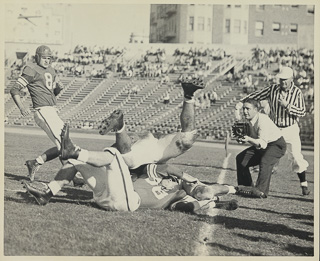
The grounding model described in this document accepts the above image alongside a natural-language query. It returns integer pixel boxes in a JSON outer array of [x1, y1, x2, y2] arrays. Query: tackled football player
[[23, 77, 238, 215], [10, 45, 83, 185]]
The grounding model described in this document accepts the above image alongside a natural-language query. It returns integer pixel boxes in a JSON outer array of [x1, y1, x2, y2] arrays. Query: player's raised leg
[[119, 76, 205, 169], [98, 110, 132, 154]]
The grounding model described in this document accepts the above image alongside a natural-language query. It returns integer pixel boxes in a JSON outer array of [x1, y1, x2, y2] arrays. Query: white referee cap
[[277, 66, 294, 79]]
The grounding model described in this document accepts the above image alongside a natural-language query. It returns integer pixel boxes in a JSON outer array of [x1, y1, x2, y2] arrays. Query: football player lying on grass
[[23, 76, 238, 215], [23, 123, 238, 216]]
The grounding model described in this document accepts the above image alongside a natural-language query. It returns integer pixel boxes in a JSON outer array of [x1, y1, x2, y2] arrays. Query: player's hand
[[278, 95, 289, 107], [182, 173, 199, 183], [20, 107, 30, 117]]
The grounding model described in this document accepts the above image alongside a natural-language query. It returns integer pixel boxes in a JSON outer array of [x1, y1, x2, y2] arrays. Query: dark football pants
[[236, 137, 286, 195]]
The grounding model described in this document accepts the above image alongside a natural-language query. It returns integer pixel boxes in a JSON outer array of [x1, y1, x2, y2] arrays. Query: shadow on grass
[[285, 244, 314, 256], [205, 242, 261, 256], [5, 172, 29, 182], [201, 215, 314, 243], [5, 191, 97, 208], [240, 206, 313, 221], [270, 194, 314, 203], [235, 233, 276, 244]]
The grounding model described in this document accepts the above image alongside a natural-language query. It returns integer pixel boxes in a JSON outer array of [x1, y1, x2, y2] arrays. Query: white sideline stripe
[[194, 153, 231, 256]]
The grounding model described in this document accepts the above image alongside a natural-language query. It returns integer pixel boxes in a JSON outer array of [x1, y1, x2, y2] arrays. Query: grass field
[[3, 126, 316, 257]]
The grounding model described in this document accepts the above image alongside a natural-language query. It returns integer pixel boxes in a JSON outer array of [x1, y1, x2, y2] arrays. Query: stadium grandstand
[[4, 44, 314, 146]]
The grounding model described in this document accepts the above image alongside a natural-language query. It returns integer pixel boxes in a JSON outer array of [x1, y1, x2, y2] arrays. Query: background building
[[5, 3, 72, 63], [149, 4, 314, 49]]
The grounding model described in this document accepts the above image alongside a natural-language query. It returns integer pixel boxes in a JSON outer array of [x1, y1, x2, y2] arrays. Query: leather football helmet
[[35, 45, 52, 64]]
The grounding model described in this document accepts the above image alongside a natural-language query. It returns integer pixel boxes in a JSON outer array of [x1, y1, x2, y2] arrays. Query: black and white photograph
[[1, 0, 318, 258]]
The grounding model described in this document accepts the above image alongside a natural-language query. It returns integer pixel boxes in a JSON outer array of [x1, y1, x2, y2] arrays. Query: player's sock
[[47, 181, 60, 196], [184, 97, 195, 103], [36, 156, 45, 165], [77, 149, 89, 163], [297, 171, 308, 186], [116, 123, 126, 133], [225, 185, 237, 194]]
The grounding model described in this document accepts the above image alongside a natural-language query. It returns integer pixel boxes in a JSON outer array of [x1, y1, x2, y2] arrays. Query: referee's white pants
[[279, 123, 309, 173], [33, 106, 64, 150]]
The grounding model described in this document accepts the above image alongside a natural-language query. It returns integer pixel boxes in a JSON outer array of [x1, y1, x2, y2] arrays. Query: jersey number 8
[[44, 73, 53, 89]]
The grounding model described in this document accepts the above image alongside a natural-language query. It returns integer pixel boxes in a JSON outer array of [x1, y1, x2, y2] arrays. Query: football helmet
[[35, 45, 52, 64]]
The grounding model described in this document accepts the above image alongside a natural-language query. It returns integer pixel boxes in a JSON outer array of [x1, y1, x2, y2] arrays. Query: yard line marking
[[217, 153, 231, 184], [194, 153, 231, 256]]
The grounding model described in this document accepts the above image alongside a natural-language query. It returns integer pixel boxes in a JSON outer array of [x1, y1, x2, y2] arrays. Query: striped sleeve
[[287, 89, 306, 117], [10, 75, 31, 96], [241, 86, 272, 102]]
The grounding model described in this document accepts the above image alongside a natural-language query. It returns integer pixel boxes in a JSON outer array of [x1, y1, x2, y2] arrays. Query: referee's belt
[[276, 124, 292, 128]]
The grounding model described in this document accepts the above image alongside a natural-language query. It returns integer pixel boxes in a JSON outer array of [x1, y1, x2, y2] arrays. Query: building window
[[272, 22, 281, 32], [256, 5, 265, 10], [227, 5, 231, 8], [307, 5, 314, 14], [189, 16, 194, 31], [198, 17, 204, 31], [290, 24, 298, 33], [207, 18, 211, 31], [243, 21, 247, 33], [234, 19, 241, 33], [225, 19, 230, 33], [291, 5, 299, 8], [255, 21, 264, 36], [235, 5, 241, 8]]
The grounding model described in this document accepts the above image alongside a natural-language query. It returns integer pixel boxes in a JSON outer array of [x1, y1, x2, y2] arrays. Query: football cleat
[[60, 123, 80, 160], [301, 186, 310, 196], [98, 110, 124, 135], [235, 185, 267, 198], [215, 199, 239, 210], [25, 159, 41, 182], [181, 78, 206, 99], [23, 181, 52, 205]]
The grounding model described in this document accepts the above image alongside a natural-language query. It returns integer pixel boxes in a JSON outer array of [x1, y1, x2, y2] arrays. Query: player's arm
[[157, 164, 198, 183], [10, 73, 33, 117], [53, 76, 64, 96]]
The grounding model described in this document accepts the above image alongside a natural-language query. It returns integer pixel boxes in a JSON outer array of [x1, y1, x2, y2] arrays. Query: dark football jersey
[[133, 174, 186, 209], [17, 62, 57, 108]]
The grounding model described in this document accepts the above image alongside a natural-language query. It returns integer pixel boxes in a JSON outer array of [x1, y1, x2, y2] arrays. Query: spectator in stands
[[210, 90, 217, 104], [163, 92, 170, 105]]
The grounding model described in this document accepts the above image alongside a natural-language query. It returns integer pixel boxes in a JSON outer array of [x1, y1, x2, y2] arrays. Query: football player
[[23, 124, 238, 215], [10, 45, 83, 185], [23, 78, 238, 215], [98, 75, 204, 169]]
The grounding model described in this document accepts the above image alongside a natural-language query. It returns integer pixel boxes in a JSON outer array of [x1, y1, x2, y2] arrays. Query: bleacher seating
[[4, 47, 314, 146]]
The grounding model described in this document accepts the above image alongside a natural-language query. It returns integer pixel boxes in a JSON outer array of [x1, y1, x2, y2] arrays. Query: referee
[[235, 66, 310, 196]]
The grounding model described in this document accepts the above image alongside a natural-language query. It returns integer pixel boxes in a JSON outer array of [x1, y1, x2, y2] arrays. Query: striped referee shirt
[[241, 83, 306, 128]]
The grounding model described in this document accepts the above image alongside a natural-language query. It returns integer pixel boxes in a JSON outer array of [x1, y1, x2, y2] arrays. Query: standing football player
[[10, 45, 81, 184]]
